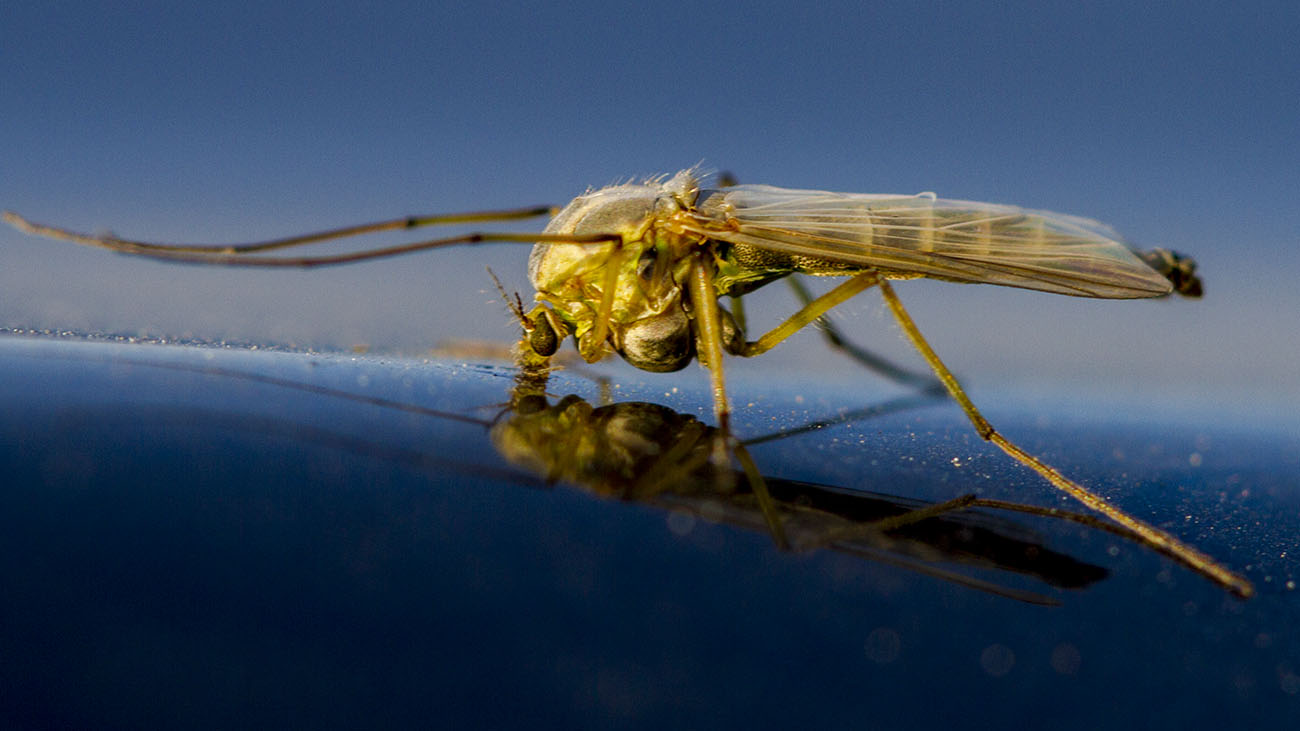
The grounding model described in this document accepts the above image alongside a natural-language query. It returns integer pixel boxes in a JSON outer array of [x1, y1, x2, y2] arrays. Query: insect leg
[[728, 294, 748, 334], [783, 276, 942, 390], [4, 206, 553, 256], [737, 272, 881, 357], [686, 251, 733, 431], [876, 279, 1253, 598], [579, 238, 627, 362]]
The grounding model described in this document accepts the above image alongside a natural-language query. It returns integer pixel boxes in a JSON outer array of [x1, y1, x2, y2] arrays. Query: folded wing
[[689, 184, 1172, 298]]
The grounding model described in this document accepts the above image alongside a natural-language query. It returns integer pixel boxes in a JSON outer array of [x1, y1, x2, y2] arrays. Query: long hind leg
[[875, 278, 1251, 597]]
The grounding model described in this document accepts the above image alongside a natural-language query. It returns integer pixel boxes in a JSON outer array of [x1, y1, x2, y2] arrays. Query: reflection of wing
[[691, 184, 1172, 298], [651, 478, 1109, 597]]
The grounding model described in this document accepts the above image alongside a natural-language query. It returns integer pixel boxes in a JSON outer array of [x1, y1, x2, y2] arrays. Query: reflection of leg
[[618, 415, 790, 550], [733, 439, 790, 549], [870, 494, 979, 531], [742, 391, 946, 447], [821, 494, 1150, 551], [738, 272, 881, 357], [625, 420, 714, 500], [784, 276, 940, 389], [971, 498, 1148, 543], [876, 278, 1252, 597], [811, 495, 980, 548]]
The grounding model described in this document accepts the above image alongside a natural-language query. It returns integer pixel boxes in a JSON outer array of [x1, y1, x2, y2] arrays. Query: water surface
[[1, 333, 1297, 729]]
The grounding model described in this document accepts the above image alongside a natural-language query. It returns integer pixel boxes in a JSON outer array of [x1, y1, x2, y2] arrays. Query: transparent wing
[[690, 184, 1172, 298]]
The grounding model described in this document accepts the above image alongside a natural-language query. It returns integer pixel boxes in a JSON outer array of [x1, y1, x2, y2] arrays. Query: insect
[[3, 169, 1248, 596]]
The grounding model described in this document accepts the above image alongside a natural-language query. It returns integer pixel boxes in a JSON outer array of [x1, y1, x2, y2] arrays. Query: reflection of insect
[[62, 343, 1123, 604], [3, 169, 1247, 596], [493, 390, 1121, 605]]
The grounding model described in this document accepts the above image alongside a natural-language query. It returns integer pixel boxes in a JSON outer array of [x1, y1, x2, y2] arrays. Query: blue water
[[1, 334, 1297, 729]]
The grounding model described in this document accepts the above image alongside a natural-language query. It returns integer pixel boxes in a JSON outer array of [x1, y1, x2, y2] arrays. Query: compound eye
[[528, 316, 559, 356], [618, 306, 694, 373]]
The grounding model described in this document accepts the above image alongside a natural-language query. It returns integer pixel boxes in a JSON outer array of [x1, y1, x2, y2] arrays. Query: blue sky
[[3, 1, 1297, 412]]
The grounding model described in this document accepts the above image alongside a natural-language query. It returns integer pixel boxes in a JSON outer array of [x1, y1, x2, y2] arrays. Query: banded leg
[[876, 278, 1252, 597]]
